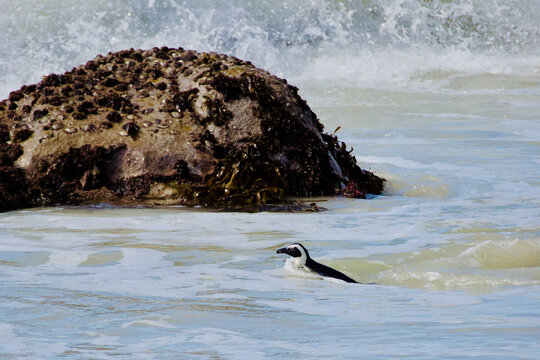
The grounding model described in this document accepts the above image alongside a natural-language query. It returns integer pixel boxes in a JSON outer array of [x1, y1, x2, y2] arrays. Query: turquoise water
[[1, 0, 540, 358]]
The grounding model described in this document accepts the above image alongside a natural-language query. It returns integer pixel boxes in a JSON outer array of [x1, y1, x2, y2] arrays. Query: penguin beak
[[276, 247, 288, 255]]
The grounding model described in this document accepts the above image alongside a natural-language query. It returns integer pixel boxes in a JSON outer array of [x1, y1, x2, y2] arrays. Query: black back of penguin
[[305, 256, 359, 283]]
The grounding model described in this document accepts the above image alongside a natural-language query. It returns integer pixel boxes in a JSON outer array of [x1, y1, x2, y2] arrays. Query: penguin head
[[276, 243, 309, 266]]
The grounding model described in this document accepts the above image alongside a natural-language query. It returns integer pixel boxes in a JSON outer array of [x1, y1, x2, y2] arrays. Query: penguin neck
[[292, 253, 313, 268]]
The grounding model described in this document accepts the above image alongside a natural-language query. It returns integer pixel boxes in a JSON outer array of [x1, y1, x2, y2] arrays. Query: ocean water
[[1, 0, 540, 358]]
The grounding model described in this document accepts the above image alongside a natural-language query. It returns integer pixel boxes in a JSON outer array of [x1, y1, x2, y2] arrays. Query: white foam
[[283, 258, 321, 280], [48, 251, 90, 267], [121, 318, 177, 329]]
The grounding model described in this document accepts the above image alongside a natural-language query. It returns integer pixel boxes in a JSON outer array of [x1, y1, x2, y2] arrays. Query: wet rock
[[0, 47, 384, 212]]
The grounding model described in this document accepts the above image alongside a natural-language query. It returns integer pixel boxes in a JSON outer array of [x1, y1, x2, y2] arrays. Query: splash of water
[[1, 0, 539, 98]]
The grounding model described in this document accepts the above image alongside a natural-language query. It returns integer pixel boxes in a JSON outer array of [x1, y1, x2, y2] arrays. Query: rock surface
[[0, 47, 384, 212]]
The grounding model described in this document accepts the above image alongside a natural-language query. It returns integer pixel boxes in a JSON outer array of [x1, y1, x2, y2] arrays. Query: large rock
[[0, 47, 384, 212]]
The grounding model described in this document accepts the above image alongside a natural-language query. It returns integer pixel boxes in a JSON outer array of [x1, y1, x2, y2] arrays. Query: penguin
[[276, 243, 359, 283]]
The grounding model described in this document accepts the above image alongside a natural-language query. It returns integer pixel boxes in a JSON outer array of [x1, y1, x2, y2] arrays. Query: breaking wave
[[2, 0, 540, 98]]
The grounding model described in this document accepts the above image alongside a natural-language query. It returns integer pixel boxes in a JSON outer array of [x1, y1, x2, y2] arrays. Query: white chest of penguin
[[288, 258, 318, 276]]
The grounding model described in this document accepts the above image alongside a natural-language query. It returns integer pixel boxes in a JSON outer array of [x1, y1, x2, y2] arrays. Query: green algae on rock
[[0, 47, 384, 212]]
